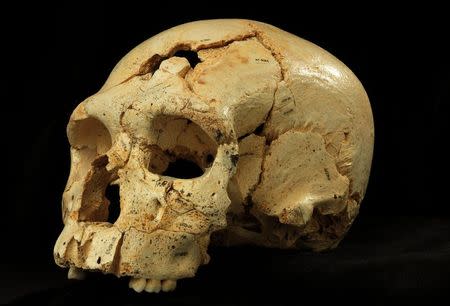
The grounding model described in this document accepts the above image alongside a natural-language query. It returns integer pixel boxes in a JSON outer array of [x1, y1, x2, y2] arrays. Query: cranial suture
[[54, 19, 374, 293]]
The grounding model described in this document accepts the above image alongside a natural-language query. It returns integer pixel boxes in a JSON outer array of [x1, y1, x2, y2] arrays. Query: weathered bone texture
[[54, 19, 374, 292]]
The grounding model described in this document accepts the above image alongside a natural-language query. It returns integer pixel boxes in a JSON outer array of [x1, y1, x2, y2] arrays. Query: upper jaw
[[54, 220, 207, 280]]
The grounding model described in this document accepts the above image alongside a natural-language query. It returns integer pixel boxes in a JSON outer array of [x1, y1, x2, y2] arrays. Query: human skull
[[54, 19, 374, 293]]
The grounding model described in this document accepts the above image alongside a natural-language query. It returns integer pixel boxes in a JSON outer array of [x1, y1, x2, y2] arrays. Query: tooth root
[[129, 277, 146, 293], [145, 279, 162, 293], [68, 266, 86, 280], [161, 279, 177, 292]]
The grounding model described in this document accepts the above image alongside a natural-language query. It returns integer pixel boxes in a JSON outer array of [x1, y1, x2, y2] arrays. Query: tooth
[[67, 266, 86, 280], [145, 279, 162, 293], [161, 279, 177, 292], [129, 277, 146, 293]]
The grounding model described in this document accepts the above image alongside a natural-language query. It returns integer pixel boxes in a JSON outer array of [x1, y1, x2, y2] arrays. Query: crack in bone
[[118, 33, 282, 147], [250, 25, 287, 80], [110, 233, 124, 274], [119, 34, 259, 87]]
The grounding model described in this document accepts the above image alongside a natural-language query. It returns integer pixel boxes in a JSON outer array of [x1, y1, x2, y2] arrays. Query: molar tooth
[[145, 279, 162, 293], [129, 277, 146, 292], [67, 266, 86, 280], [161, 279, 177, 292]]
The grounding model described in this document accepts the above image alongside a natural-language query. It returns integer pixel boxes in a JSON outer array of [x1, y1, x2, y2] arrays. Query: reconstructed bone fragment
[[54, 19, 374, 292]]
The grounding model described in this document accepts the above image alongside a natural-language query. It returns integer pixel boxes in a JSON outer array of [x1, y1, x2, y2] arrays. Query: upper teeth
[[129, 277, 177, 293]]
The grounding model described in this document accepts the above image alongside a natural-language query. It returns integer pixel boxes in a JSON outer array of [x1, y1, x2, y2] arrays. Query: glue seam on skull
[[54, 19, 374, 291]]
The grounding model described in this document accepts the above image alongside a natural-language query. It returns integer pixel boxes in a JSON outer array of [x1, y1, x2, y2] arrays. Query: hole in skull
[[148, 115, 218, 179], [172, 50, 201, 68], [162, 158, 204, 179], [105, 184, 120, 223]]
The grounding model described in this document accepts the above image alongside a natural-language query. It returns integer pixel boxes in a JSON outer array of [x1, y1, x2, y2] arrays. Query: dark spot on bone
[[344, 132, 350, 141], [215, 130, 223, 142], [175, 251, 188, 257], [97, 257, 101, 264], [206, 154, 214, 165], [351, 192, 361, 203], [324, 168, 331, 180], [230, 154, 239, 167]]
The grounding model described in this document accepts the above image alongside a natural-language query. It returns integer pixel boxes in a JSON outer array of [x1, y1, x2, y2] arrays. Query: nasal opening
[[105, 183, 121, 223], [70, 116, 120, 223]]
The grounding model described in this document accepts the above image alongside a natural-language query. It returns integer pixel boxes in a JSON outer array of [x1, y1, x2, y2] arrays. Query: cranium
[[54, 19, 374, 293]]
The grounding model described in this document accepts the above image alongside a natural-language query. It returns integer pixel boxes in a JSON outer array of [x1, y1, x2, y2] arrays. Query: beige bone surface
[[54, 19, 374, 292]]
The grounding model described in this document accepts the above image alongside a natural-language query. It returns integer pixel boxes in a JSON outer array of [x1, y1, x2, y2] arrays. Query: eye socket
[[162, 158, 204, 179], [147, 115, 218, 179], [68, 117, 112, 155]]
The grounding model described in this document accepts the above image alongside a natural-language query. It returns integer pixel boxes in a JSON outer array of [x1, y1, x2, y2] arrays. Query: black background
[[2, 3, 449, 304]]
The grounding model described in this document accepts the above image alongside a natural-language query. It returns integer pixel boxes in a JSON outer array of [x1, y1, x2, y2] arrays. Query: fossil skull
[[54, 19, 374, 293]]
